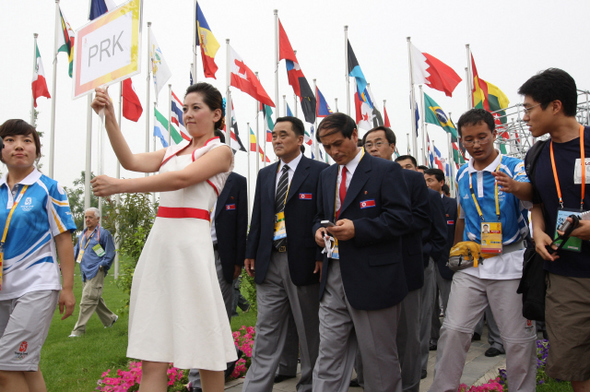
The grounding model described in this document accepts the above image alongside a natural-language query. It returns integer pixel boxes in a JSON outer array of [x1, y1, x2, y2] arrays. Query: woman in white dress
[[91, 82, 236, 392]]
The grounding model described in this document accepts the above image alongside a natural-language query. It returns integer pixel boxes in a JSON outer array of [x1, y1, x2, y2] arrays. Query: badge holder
[[480, 222, 502, 255]]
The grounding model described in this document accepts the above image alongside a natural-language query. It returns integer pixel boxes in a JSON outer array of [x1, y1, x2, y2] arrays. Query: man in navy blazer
[[313, 114, 413, 392], [362, 128, 431, 392], [243, 116, 328, 392]]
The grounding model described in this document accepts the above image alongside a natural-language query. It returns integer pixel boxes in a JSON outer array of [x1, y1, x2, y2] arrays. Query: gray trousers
[[188, 250, 237, 389], [277, 311, 299, 376], [396, 289, 422, 392], [429, 272, 537, 392], [430, 267, 452, 345], [312, 260, 402, 392], [474, 305, 505, 352], [420, 258, 436, 373], [243, 251, 319, 392], [71, 268, 116, 335]]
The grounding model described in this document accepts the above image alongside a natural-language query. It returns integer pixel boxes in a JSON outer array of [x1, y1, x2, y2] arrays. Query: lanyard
[[550, 124, 585, 211], [0, 185, 29, 290], [82, 226, 100, 251], [468, 163, 501, 221]]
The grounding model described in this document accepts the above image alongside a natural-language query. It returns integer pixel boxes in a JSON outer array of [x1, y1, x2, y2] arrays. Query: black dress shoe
[[429, 343, 437, 351], [274, 374, 296, 383], [350, 378, 361, 387], [472, 332, 481, 341], [421, 369, 427, 379], [484, 347, 504, 357], [225, 350, 244, 380]]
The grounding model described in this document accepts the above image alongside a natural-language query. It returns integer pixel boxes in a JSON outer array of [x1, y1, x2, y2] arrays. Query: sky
[[3, 0, 590, 194]]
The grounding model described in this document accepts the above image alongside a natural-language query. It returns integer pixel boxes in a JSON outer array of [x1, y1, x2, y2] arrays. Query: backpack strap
[[525, 139, 548, 204]]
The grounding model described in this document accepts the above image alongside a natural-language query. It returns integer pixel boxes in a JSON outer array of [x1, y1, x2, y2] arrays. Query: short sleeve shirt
[[0, 169, 76, 300]]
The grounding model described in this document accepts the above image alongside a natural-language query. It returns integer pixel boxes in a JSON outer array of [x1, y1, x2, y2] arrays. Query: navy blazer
[[421, 188, 447, 266], [314, 153, 413, 311], [246, 155, 329, 286], [437, 195, 457, 280], [214, 172, 248, 284], [400, 170, 431, 292]]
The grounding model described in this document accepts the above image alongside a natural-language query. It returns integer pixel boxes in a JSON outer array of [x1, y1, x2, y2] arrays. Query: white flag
[[149, 30, 172, 96]]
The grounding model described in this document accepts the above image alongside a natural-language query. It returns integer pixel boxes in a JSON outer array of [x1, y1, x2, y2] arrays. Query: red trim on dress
[[159, 144, 191, 169], [207, 180, 219, 196], [156, 207, 210, 220]]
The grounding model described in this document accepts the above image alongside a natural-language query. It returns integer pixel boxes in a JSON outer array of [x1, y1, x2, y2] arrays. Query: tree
[[63, 171, 98, 233]]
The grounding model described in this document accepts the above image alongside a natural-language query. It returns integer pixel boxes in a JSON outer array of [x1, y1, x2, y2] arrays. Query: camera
[[557, 214, 580, 233]]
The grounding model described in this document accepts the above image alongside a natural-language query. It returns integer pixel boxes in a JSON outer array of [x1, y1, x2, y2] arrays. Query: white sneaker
[[105, 315, 118, 328], [69, 333, 82, 338]]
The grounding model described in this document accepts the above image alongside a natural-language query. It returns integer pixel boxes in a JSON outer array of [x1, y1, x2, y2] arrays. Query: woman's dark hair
[[185, 82, 225, 130], [0, 119, 41, 162]]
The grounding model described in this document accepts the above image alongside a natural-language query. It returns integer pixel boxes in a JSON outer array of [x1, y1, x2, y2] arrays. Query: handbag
[[516, 244, 546, 321], [447, 241, 495, 272]]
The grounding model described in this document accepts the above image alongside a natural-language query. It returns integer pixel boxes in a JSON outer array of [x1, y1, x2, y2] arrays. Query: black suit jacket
[[400, 170, 431, 292], [314, 153, 413, 311], [214, 172, 248, 284], [421, 188, 447, 266], [438, 195, 457, 280], [246, 155, 329, 286]]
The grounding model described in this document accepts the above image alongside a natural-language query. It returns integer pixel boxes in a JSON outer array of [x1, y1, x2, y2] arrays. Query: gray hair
[[85, 207, 100, 219]]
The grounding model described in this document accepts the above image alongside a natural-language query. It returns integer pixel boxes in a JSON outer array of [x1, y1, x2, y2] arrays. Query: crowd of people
[[0, 68, 588, 392]]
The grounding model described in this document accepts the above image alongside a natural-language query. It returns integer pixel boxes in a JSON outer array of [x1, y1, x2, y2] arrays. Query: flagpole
[[274, 9, 279, 121], [225, 39, 231, 145], [193, 0, 198, 84], [168, 84, 172, 146], [344, 25, 350, 116], [419, 84, 426, 166], [466, 44, 473, 110], [447, 130, 454, 195], [407, 37, 419, 161], [255, 102, 260, 174], [283, 95, 287, 116], [114, 82, 123, 279], [335, 98, 338, 113], [145, 22, 152, 177], [84, 94, 92, 211], [48, 0, 60, 178], [31, 34, 38, 125], [313, 78, 319, 160], [247, 121, 252, 222]]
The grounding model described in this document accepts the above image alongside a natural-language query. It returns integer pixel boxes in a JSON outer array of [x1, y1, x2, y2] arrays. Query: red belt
[[156, 207, 210, 221]]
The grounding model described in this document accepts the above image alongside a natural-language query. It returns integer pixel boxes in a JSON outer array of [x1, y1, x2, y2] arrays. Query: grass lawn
[[40, 269, 256, 392]]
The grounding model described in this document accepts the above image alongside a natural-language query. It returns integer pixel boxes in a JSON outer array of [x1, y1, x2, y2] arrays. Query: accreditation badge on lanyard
[[470, 165, 503, 255], [273, 211, 287, 241], [550, 124, 586, 253]]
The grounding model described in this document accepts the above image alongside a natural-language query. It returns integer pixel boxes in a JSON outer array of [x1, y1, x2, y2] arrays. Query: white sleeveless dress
[[127, 138, 237, 370]]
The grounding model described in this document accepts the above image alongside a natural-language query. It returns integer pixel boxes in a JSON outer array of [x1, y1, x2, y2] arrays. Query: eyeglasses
[[461, 134, 491, 147], [364, 141, 388, 149], [522, 103, 541, 115]]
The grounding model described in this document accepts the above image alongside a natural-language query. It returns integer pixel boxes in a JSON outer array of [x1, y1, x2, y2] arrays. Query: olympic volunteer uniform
[[0, 168, 76, 370], [429, 153, 537, 392]]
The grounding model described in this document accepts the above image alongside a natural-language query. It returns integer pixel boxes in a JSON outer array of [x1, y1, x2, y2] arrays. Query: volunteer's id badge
[[93, 244, 106, 257], [76, 250, 84, 263], [480, 222, 502, 254], [573, 158, 590, 184], [555, 209, 582, 252], [273, 212, 287, 241], [322, 236, 339, 260]]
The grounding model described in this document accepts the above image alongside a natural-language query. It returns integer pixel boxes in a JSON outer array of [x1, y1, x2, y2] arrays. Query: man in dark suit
[[313, 114, 413, 392], [424, 168, 457, 352], [188, 171, 248, 392], [243, 116, 328, 392], [362, 128, 431, 392]]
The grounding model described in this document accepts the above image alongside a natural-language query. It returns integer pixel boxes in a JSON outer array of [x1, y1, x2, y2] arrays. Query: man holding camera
[[520, 68, 590, 391]]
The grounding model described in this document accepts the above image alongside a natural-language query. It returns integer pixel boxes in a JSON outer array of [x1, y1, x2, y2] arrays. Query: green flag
[[424, 93, 458, 138]]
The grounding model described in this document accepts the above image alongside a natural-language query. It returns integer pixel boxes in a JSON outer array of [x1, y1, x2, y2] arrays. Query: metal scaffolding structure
[[493, 89, 590, 159]]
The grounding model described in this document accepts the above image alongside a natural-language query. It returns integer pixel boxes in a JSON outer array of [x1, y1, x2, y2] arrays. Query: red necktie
[[337, 167, 347, 219]]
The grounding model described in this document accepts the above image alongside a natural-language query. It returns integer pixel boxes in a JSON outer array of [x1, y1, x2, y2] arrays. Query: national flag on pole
[[250, 128, 270, 162], [434, 144, 445, 171], [261, 103, 274, 142], [286, 103, 293, 117], [89, 0, 115, 20], [470, 54, 509, 112], [364, 85, 384, 127], [229, 46, 275, 107], [32, 41, 50, 107], [196, 2, 220, 79], [423, 93, 458, 138], [149, 30, 172, 96], [355, 92, 372, 130], [154, 107, 171, 147], [278, 19, 316, 123], [316, 86, 333, 118], [57, 6, 75, 77], [347, 40, 367, 96], [410, 43, 462, 97], [427, 132, 434, 168], [223, 99, 247, 152], [384, 105, 391, 127], [122, 78, 143, 122], [171, 91, 191, 142]]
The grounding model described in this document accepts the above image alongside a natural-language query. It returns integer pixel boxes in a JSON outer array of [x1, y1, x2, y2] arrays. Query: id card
[[273, 211, 287, 241], [93, 244, 106, 257], [322, 236, 340, 260], [481, 222, 502, 254], [555, 209, 582, 252], [573, 158, 590, 184], [76, 250, 84, 263]]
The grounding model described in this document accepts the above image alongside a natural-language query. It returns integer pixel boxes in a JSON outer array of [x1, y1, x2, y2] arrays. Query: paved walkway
[[223, 325, 507, 391]]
